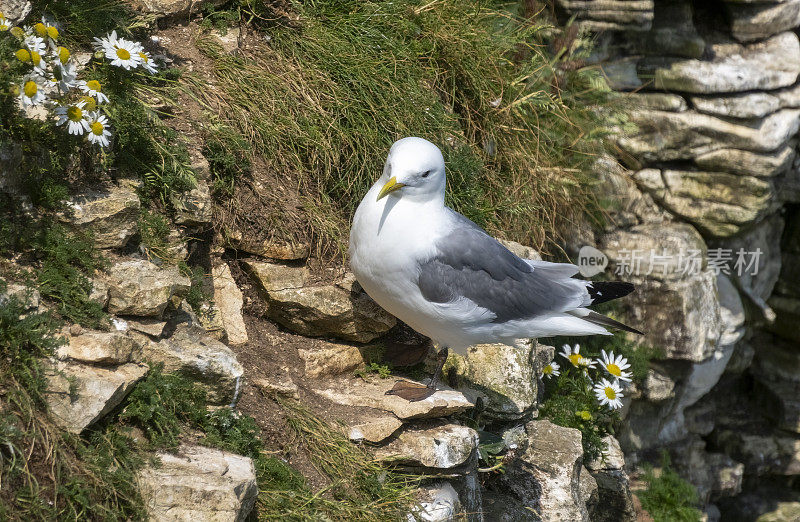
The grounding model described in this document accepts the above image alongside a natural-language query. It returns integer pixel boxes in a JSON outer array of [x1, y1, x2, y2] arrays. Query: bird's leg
[[427, 346, 449, 390], [385, 346, 450, 402]]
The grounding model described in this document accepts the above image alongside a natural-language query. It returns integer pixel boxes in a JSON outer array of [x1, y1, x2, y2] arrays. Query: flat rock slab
[[137, 444, 257, 522], [313, 378, 473, 420], [348, 414, 404, 443], [298, 341, 366, 379], [142, 323, 244, 405], [106, 259, 191, 317], [57, 329, 143, 365], [45, 360, 148, 434], [212, 263, 248, 345], [640, 32, 800, 93], [375, 422, 479, 469], [61, 185, 140, 249]]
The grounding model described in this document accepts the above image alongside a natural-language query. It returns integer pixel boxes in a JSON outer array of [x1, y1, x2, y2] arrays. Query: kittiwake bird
[[349, 137, 642, 401]]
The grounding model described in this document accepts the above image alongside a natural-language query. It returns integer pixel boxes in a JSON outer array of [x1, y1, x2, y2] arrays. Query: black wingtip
[[584, 311, 644, 336], [587, 281, 635, 306]]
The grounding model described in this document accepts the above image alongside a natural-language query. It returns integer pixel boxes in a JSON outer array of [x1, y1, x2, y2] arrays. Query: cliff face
[[556, 0, 800, 518], [2, 0, 798, 520]]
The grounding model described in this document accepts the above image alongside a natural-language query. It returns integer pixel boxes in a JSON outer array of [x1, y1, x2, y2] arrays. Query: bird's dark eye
[[421, 170, 431, 178]]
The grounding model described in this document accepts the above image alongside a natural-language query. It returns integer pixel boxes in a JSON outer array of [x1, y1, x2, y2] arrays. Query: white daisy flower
[[17, 76, 46, 106], [599, 350, 632, 383], [542, 361, 560, 378], [86, 112, 111, 147], [24, 34, 45, 55], [93, 29, 120, 53], [0, 14, 11, 32], [78, 79, 110, 104], [594, 378, 624, 409], [34, 17, 60, 43], [137, 49, 158, 74], [97, 31, 142, 70], [55, 101, 90, 135], [559, 343, 595, 371], [52, 45, 70, 64], [55, 61, 78, 91]]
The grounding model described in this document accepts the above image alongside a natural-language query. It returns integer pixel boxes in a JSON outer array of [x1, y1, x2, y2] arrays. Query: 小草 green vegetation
[[637, 451, 704, 522]]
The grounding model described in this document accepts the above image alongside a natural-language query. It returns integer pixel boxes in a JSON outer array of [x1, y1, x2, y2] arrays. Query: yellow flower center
[[138, 52, 149, 63], [10, 27, 24, 38], [23, 81, 37, 97], [543, 365, 553, 375], [568, 354, 582, 366], [115, 47, 131, 60], [15, 48, 30, 62], [80, 96, 97, 111], [606, 363, 621, 377], [91, 121, 105, 135], [576, 410, 592, 421], [66, 106, 83, 122], [47, 26, 58, 39], [30, 51, 41, 64], [34, 22, 47, 37], [86, 80, 101, 92], [604, 387, 617, 400], [58, 46, 70, 64]]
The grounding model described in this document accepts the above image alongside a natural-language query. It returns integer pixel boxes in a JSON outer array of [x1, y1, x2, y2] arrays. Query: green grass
[[637, 452, 703, 522], [186, 0, 611, 256]]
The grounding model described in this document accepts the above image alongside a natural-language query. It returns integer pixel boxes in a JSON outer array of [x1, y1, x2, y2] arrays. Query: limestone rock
[[106, 259, 191, 317], [694, 145, 794, 178], [752, 335, 800, 433], [212, 263, 248, 345], [618, 109, 800, 163], [726, 0, 800, 42], [640, 32, 800, 93], [498, 239, 541, 260], [633, 168, 773, 238], [601, 223, 723, 362], [712, 427, 800, 476], [0, 0, 32, 23], [599, 57, 643, 91], [247, 263, 396, 343], [61, 185, 140, 249], [445, 341, 537, 420], [298, 341, 365, 378], [554, 0, 654, 32], [137, 445, 257, 522], [709, 213, 783, 302], [691, 93, 781, 120], [172, 180, 212, 227], [225, 229, 310, 260], [45, 360, 148, 434], [669, 437, 743, 504], [57, 330, 143, 365], [0, 282, 39, 310], [252, 376, 299, 399], [756, 502, 800, 522], [625, 93, 688, 112], [375, 422, 479, 469], [502, 420, 592, 521], [592, 156, 671, 228], [313, 377, 473, 420], [127, 0, 226, 18], [641, 369, 675, 402], [586, 436, 636, 522], [142, 323, 244, 404], [645, 0, 705, 59], [348, 414, 403, 444]]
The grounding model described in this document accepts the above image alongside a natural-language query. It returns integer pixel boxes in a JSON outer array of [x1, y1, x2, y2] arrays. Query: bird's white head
[[376, 137, 446, 204]]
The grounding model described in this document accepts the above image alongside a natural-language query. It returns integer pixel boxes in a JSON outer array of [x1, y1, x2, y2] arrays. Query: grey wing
[[417, 212, 589, 323]]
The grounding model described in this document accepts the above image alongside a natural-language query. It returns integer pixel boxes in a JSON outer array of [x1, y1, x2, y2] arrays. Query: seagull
[[349, 137, 642, 401]]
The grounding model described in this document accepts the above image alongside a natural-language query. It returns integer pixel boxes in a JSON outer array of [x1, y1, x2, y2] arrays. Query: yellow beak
[[377, 176, 405, 201]]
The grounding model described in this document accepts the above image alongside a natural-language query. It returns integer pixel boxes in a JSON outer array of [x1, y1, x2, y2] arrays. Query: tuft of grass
[[279, 399, 418, 520], [203, 122, 252, 197], [637, 452, 703, 522], [355, 362, 392, 380], [186, 0, 611, 257]]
